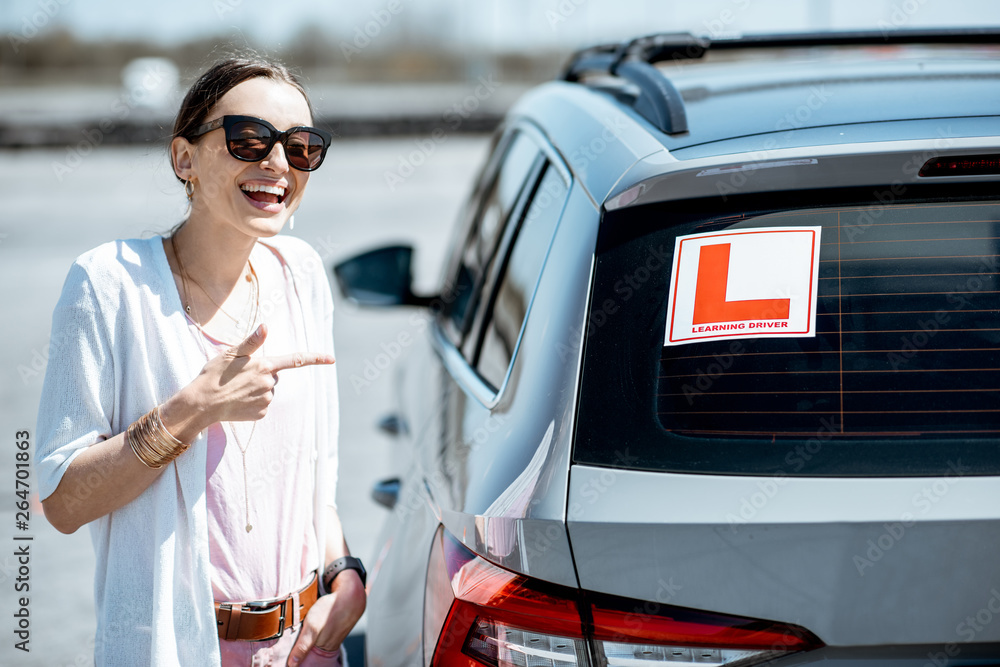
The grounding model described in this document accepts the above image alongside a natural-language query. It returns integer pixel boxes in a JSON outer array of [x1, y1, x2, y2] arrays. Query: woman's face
[[173, 77, 315, 240]]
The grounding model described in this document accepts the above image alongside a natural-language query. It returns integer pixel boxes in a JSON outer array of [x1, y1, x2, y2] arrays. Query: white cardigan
[[35, 235, 339, 666]]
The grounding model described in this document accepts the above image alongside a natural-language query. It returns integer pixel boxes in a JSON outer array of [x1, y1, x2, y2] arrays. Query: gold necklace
[[171, 234, 261, 533], [171, 236, 258, 339], [185, 270, 255, 328]]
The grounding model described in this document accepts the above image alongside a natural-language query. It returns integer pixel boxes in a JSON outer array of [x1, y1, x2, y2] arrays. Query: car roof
[[510, 31, 1000, 207], [656, 51, 1000, 157]]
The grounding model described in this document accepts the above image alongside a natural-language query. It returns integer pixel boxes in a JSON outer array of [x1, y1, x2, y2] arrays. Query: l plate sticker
[[664, 226, 822, 346]]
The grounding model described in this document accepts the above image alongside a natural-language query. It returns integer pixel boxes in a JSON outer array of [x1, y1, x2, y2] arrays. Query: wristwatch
[[322, 556, 367, 594]]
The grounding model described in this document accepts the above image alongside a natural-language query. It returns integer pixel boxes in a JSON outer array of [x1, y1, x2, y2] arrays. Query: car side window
[[441, 132, 541, 348], [475, 164, 569, 390]]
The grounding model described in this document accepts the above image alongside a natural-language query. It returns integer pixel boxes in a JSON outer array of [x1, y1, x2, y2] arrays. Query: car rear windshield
[[574, 187, 1000, 476]]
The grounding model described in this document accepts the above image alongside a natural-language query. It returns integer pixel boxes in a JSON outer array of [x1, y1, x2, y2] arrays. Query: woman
[[35, 56, 365, 666]]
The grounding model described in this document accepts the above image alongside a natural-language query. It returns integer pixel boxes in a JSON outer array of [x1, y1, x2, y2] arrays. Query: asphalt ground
[[0, 135, 491, 666]]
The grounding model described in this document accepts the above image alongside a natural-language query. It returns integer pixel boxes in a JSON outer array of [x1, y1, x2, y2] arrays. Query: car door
[[366, 125, 545, 666], [423, 127, 545, 511]]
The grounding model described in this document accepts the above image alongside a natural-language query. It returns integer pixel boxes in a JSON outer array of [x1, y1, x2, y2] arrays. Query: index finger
[[267, 352, 336, 372]]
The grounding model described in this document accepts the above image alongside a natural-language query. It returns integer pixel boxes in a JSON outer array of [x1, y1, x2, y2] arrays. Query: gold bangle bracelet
[[126, 426, 162, 469], [126, 405, 190, 469]]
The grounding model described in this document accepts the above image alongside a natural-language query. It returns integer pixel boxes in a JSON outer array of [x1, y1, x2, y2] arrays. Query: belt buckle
[[245, 599, 286, 641]]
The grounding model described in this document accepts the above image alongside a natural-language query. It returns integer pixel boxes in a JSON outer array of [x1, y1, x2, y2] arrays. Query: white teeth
[[241, 184, 286, 197]]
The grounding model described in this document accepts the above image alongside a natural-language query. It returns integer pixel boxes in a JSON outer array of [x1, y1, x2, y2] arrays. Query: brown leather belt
[[215, 572, 320, 642]]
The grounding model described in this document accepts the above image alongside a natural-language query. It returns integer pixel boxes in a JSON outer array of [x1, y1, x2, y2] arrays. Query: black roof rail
[[561, 27, 1000, 136], [702, 27, 1000, 53], [562, 33, 702, 135], [564, 27, 1000, 75]]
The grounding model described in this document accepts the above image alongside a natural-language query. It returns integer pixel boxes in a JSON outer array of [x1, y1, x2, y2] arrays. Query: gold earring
[[184, 180, 195, 201]]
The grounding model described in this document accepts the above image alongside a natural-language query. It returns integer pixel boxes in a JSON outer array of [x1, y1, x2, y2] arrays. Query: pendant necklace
[[227, 421, 257, 533], [172, 234, 261, 533], [185, 269, 254, 329]]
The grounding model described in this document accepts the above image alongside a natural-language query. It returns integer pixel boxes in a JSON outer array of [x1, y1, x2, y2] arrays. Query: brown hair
[[169, 55, 313, 181]]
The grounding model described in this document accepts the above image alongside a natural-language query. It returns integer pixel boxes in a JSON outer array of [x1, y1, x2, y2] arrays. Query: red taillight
[[589, 593, 820, 650], [424, 527, 824, 667], [425, 528, 587, 667]]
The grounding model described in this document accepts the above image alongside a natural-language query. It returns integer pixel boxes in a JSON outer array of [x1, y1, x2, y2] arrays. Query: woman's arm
[[41, 324, 333, 534], [287, 509, 367, 664], [40, 381, 213, 534]]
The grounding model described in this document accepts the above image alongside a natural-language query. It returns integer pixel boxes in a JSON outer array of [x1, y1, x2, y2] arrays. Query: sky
[[3, 0, 1000, 53]]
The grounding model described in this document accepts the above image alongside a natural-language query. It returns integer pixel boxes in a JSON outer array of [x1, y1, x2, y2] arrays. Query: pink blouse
[[185, 243, 321, 604]]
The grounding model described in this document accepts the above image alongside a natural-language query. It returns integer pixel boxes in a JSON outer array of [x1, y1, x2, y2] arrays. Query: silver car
[[335, 29, 1000, 667]]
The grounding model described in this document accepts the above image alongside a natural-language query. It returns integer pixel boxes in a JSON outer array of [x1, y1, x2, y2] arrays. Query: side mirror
[[333, 245, 435, 307]]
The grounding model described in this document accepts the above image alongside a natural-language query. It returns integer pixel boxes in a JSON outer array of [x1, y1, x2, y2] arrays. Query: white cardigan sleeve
[[35, 259, 116, 502]]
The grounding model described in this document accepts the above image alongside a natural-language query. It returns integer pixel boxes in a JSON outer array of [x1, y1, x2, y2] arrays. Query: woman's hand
[[161, 324, 334, 442], [287, 571, 367, 666]]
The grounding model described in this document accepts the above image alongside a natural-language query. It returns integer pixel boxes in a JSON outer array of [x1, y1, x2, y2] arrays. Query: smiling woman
[[34, 55, 365, 667]]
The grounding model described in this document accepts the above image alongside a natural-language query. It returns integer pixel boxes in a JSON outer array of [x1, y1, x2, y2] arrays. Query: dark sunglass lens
[[229, 121, 273, 160], [286, 130, 327, 170]]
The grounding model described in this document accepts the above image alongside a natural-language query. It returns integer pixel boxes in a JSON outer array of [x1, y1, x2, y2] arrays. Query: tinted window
[[477, 166, 569, 390], [444, 133, 541, 343], [575, 190, 1000, 476]]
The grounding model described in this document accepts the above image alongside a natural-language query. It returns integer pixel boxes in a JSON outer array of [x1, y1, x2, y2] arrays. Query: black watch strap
[[322, 556, 367, 593]]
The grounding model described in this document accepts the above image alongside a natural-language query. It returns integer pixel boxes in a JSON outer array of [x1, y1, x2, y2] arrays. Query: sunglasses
[[189, 115, 332, 172]]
